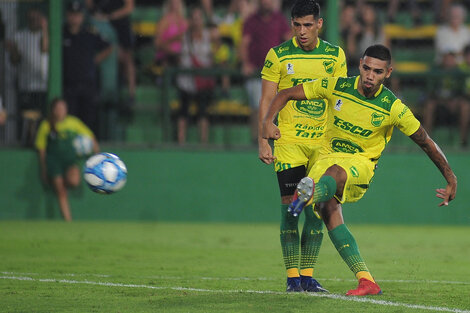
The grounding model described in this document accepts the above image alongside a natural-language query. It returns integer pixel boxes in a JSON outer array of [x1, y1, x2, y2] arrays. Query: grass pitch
[[1, 221, 469, 313]]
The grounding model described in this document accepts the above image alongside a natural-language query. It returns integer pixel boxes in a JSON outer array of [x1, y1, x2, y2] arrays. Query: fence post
[[326, 0, 339, 45], [47, 0, 62, 106]]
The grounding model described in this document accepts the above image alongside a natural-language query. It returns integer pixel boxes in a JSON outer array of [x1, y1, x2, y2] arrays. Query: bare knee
[[323, 165, 347, 197], [65, 166, 81, 188]]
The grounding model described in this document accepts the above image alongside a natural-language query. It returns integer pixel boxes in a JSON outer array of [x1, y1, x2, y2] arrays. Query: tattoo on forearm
[[410, 126, 455, 184]]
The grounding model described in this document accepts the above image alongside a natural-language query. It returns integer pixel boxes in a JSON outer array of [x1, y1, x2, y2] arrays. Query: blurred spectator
[[346, 4, 386, 70], [63, 0, 112, 137], [241, 0, 290, 143], [386, 0, 422, 25], [211, 24, 235, 93], [340, 4, 360, 71], [212, 0, 257, 54], [435, 4, 470, 64], [423, 51, 469, 147], [386, 0, 454, 25], [200, 0, 214, 23], [176, 6, 215, 145], [6, 8, 49, 142], [0, 97, 6, 126], [35, 98, 99, 222], [458, 45, 470, 146], [86, 0, 136, 106], [154, 0, 188, 71]]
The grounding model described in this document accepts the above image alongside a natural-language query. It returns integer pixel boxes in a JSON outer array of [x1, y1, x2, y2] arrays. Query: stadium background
[[0, 0, 468, 224]]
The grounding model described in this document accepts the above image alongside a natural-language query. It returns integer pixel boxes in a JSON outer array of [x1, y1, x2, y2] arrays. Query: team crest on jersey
[[350, 166, 359, 177], [371, 112, 385, 127], [334, 99, 343, 111], [323, 60, 334, 74], [287, 63, 294, 74]]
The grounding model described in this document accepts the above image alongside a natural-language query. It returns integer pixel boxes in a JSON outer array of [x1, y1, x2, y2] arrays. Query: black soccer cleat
[[286, 277, 303, 292]]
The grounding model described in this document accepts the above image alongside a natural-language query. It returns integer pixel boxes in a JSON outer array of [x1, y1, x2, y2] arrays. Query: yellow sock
[[300, 268, 313, 277], [287, 268, 300, 278], [356, 271, 375, 283]]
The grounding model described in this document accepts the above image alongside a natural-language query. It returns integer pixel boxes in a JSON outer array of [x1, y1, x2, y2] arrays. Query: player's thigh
[[308, 155, 375, 203]]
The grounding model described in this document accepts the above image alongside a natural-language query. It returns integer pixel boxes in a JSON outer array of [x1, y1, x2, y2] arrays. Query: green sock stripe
[[313, 175, 337, 203], [328, 224, 369, 275], [280, 204, 300, 270], [300, 205, 323, 270]]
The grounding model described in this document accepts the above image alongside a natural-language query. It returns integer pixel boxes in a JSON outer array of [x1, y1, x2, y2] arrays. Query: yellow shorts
[[307, 153, 376, 203], [273, 143, 322, 173]]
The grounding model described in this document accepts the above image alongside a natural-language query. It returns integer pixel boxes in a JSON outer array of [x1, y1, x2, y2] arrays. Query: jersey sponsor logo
[[291, 78, 314, 86], [264, 59, 273, 68], [331, 138, 364, 153], [398, 106, 409, 119], [287, 63, 294, 74], [371, 112, 385, 127], [321, 78, 328, 88], [333, 116, 373, 137], [277, 46, 289, 54], [293, 99, 326, 118], [350, 166, 359, 177], [334, 99, 343, 111], [381, 95, 391, 104], [294, 123, 325, 139], [340, 81, 352, 89], [323, 60, 334, 74]]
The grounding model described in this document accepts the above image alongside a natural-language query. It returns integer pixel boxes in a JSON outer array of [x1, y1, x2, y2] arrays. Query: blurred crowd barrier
[[0, 0, 469, 149]]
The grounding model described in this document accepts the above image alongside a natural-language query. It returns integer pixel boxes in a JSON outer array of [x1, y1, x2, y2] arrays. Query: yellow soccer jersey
[[303, 76, 420, 162], [35, 115, 95, 151], [261, 37, 347, 145]]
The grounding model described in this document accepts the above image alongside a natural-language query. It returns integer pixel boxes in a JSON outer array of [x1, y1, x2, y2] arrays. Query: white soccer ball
[[83, 152, 127, 194], [73, 135, 93, 157]]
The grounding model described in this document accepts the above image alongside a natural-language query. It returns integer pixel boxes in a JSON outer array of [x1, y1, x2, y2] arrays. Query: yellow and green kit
[[303, 75, 421, 202], [261, 37, 347, 172]]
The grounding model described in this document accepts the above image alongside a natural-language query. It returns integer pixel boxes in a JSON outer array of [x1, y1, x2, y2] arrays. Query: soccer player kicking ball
[[258, 0, 347, 293], [262, 44, 457, 296]]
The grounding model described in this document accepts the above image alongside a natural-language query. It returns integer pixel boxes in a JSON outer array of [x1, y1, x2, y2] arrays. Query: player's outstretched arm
[[258, 79, 279, 165], [409, 125, 457, 206], [261, 84, 306, 140]]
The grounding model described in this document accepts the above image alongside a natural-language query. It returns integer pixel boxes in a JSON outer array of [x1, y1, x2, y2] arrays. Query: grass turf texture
[[1, 221, 469, 313]]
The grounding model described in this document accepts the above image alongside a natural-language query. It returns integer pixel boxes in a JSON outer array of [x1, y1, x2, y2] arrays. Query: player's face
[[358, 56, 392, 97], [292, 15, 323, 51], [53, 100, 68, 121]]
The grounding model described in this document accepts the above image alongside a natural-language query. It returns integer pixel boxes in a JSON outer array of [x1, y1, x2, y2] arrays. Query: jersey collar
[[292, 36, 321, 50], [354, 76, 384, 98]]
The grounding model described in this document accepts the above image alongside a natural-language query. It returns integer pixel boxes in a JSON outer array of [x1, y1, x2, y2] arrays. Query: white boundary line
[[1, 275, 470, 313], [2, 271, 470, 285]]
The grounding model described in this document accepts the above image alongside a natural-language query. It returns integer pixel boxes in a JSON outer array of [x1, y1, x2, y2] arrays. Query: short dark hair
[[291, 0, 320, 20], [363, 44, 392, 65]]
